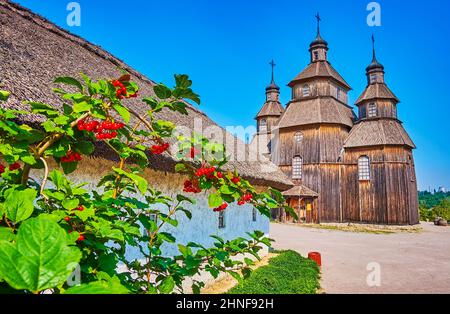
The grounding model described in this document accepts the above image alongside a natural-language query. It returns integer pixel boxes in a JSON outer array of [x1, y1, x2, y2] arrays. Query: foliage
[[227, 250, 320, 294], [419, 191, 450, 222], [0, 73, 290, 294], [418, 190, 450, 209]]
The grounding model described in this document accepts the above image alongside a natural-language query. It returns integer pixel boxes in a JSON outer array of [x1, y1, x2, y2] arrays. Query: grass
[[227, 250, 320, 294]]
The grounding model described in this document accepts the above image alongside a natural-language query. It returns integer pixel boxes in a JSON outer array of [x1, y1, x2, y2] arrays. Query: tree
[[0, 74, 295, 294]]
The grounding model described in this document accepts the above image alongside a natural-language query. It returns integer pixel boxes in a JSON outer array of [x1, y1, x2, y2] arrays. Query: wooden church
[[253, 17, 419, 225]]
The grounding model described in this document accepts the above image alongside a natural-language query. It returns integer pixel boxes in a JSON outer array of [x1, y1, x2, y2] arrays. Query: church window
[[370, 73, 378, 84], [409, 156, 416, 182], [313, 51, 319, 61], [259, 119, 267, 133], [294, 132, 304, 143], [360, 105, 367, 119], [292, 156, 303, 180], [358, 156, 371, 181], [368, 102, 377, 117], [302, 84, 310, 97], [218, 211, 225, 229], [252, 208, 257, 222]]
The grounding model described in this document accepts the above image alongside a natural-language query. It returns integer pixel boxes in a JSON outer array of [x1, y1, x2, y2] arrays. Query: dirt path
[[270, 222, 450, 294]]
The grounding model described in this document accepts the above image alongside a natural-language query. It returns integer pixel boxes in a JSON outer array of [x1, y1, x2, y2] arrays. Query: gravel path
[[270, 222, 450, 294]]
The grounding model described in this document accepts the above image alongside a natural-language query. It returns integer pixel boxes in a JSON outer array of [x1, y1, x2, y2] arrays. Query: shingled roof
[[277, 98, 356, 129], [0, 0, 292, 190], [344, 119, 415, 149], [288, 61, 351, 90], [355, 83, 399, 105], [282, 185, 319, 198], [255, 101, 284, 118]]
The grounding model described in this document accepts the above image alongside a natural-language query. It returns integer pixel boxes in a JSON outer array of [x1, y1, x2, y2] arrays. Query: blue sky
[[14, 0, 450, 190]]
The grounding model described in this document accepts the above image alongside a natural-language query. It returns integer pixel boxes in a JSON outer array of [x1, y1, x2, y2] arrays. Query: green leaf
[[174, 74, 192, 89], [54, 76, 83, 91], [113, 168, 148, 194], [0, 91, 10, 102], [73, 101, 92, 113], [113, 104, 130, 123], [64, 278, 129, 294], [5, 188, 37, 223], [0, 216, 81, 292], [153, 84, 172, 100], [0, 227, 15, 242], [208, 193, 223, 208], [74, 141, 94, 155], [158, 276, 175, 294], [62, 198, 79, 210]]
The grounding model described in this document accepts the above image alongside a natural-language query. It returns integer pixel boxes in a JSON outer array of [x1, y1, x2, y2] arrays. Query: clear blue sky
[[14, 0, 450, 191]]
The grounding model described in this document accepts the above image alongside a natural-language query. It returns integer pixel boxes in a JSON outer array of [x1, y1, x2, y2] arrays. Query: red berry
[[77, 205, 84, 212], [0, 164, 5, 175], [213, 203, 228, 212], [64, 217, 70, 222], [216, 172, 224, 179], [77, 234, 85, 242], [9, 162, 21, 171], [231, 177, 241, 184]]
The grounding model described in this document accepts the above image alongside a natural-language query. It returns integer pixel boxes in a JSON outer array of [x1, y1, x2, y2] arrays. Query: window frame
[[259, 118, 267, 133], [367, 102, 377, 118], [358, 156, 371, 181], [302, 84, 310, 97], [218, 211, 226, 229], [294, 132, 304, 143], [292, 156, 303, 180]]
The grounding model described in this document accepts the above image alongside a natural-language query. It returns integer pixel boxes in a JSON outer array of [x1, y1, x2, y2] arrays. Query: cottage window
[[294, 132, 303, 143], [218, 211, 225, 229], [252, 208, 257, 222], [259, 119, 267, 133], [292, 156, 303, 180], [368, 102, 377, 117], [358, 156, 371, 181], [370, 73, 378, 84], [302, 84, 310, 97]]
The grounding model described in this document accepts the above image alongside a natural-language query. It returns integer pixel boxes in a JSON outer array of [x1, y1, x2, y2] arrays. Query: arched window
[[313, 51, 319, 61], [370, 73, 378, 84], [292, 156, 303, 180], [368, 102, 377, 117], [259, 119, 267, 133], [294, 132, 303, 143], [360, 105, 367, 119], [302, 84, 310, 97], [358, 156, 371, 181]]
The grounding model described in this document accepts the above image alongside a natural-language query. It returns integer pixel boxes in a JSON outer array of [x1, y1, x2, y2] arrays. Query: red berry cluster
[[183, 179, 202, 194], [112, 80, 137, 100], [238, 193, 253, 206], [61, 151, 82, 163], [195, 167, 217, 179], [213, 203, 228, 212], [0, 162, 21, 174], [150, 142, 170, 155], [77, 120, 124, 140]]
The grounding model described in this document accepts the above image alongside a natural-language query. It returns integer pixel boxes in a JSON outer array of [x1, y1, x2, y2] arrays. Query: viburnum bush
[[0, 74, 294, 294]]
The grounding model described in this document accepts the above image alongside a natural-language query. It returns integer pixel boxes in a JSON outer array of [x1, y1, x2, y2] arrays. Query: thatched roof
[[0, 1, 293, 190], [255, 101, 284, 118], [344, 119, 415, 149], [277, 98, 356, 129], [355, 83, 399, 105], [288, 61, 351, 90], [282, 185, 319, 198]]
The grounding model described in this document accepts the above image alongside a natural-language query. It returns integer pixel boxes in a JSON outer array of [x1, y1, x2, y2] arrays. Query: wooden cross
[[269, 59, 276, 81], [316, 12, 321, 33]]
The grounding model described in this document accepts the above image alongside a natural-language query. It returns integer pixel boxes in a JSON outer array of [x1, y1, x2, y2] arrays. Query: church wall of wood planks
[[252, 16, 419, 225]]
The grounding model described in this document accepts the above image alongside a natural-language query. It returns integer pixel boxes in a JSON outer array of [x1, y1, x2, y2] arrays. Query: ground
[[270, 222, 450, 294]]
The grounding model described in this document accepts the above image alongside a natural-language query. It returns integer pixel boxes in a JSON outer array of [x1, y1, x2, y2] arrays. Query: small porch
[[273, 185, 319, 224]]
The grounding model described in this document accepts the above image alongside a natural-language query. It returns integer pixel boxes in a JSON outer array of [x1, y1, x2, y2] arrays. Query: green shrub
[[227, 250, 320, 294]]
